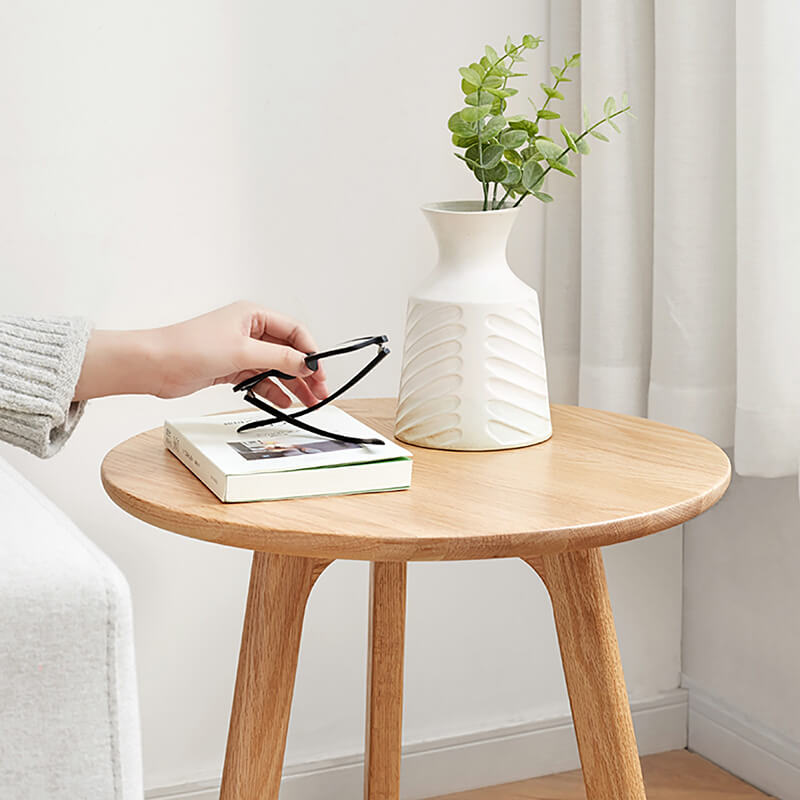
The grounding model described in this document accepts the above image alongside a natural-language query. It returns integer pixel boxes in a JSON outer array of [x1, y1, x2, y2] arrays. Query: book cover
[[164, 406, 412, 503]]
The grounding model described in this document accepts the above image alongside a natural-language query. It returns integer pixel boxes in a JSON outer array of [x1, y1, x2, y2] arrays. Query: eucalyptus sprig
[[448, 34, 633, 210]]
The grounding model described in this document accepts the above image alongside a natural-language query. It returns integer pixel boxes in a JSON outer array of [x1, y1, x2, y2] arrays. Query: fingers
[[278, 376, 322, 407], [248, 309, 328, 383], [241, 339, 314, 378], [257, 311, 318, 354], [252, 378, 293, 409]]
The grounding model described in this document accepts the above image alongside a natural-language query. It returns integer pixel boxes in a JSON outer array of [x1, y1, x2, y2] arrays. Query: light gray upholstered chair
[[0, 457, 143, 799]]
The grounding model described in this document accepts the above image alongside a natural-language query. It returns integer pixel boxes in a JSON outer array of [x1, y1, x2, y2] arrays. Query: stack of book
[[164, 406, 413, 503]]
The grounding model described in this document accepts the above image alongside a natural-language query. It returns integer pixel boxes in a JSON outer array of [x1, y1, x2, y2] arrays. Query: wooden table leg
[[525, 549, 647, 800], [364, 561, 407, 800], [220, 552, 330, 800]]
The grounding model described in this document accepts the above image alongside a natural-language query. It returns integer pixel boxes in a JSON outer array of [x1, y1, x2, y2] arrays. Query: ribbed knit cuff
[[0, 316, 92, 458]]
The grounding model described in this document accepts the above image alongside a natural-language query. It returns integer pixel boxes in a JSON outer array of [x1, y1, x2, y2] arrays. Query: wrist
[[74, 328, 167, 400]]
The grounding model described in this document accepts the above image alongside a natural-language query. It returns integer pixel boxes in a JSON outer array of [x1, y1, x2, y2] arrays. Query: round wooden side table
[[101, 399, 730, 800]]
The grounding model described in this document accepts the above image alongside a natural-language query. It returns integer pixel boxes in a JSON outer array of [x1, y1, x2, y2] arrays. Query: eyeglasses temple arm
[[237, 398, 384, 445], [286, 347, 390, 421]]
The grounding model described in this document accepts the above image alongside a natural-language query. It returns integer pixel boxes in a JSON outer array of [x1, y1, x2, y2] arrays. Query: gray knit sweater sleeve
[[0, 316, 92, 458]]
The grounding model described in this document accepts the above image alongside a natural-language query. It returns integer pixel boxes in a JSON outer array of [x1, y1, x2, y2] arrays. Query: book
[[163, 406, 413, 503]]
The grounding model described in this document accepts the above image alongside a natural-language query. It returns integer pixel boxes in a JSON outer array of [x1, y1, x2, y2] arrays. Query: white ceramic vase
[[395, 201, 552, 451]]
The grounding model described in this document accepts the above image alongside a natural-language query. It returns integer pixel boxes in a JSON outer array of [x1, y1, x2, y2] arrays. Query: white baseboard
[[684, 678, 800, 800], [145, 689, 688, 800]]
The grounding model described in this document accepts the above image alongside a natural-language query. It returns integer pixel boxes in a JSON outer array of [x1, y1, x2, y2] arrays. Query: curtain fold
[[578, 0, 654, 418], [734, 0, 800, 477], [543, 0, 800, 481], [649, 0, 737, 446]]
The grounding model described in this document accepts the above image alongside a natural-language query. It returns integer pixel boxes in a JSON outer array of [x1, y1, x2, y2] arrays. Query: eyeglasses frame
[[232, 335, 390, 445]]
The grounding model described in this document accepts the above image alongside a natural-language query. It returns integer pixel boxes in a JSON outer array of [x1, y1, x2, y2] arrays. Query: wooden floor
[[428, 750, 774, 799]]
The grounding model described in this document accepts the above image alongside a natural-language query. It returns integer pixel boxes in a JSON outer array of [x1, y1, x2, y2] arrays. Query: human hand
[[74, 302, 329, 407]]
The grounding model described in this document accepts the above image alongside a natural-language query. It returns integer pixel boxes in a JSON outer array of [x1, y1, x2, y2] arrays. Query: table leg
[[525, 549, 647, 800], [364, 561, 407, 800], [220, 552, 331, 800]]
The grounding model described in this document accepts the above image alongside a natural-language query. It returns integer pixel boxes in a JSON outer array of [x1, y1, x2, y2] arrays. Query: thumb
[[242, 338, 314, 377]]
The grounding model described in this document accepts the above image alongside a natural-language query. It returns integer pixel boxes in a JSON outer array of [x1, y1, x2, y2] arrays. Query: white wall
[[682, 472, 800, 797], [0, 2, 684, 793]]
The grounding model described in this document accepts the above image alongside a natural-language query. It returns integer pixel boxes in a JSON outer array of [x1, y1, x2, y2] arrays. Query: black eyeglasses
[[232, 335, 390, 445]]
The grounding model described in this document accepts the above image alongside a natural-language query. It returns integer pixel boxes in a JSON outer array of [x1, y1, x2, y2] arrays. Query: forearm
[[73, 329, 165, 401], [0, 315, 91, 457]]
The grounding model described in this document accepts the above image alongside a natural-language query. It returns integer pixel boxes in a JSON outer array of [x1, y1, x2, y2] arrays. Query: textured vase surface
[[395, 201, 552, 451]]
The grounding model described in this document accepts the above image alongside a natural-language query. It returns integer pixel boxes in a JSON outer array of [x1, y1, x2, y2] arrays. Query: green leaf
[[483, 74, 503, 89], [469, 62, 486, 79], [465, 90, 496, 107], [608, 117, 621, 133], [478, 115, 506, 142], [508, 117, 538, 138], [460, 105, 492, 122], [504, 149, 523, 166], [576, 137, 591, 155], [486, 86, 518, 99], [454, 152, 481, 169], [622, 91, 629, 108], [541, 83, 565, 100], [505, 36, 515, 53], [465, 143, 505, 170], [589, 128, 610, 142], [459, 66, 481, 85], [567, 53, 581, 67], [537, 109, 560, 120], [500, 129, 528, 149], [452, 133, 479, 148], [550, 65, 562, 79], [603, 96, 616, 117], [536, 139, 563, 160], [522, 34, 541, 49], [502, 162, 522, 186], [476, 161, 508, 183], [583, 105, 591, 128], [560, 124, 577, 152], [465, 143, 481, 163], [550, 157, 576, 177], [448, 112, 476, 135], [461, 78, 478, 95], [480, 144, 504, 169], [479, 56, 492, 72], [485, 45, 499, 63], [534, 191, 554, 203], [522, 159, 545, 191]]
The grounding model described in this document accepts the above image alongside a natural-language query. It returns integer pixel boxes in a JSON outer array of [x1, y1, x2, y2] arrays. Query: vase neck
[[423, 204, 519, 273]]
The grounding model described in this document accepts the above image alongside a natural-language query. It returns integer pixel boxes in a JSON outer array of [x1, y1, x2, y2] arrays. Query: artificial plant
[[449, 34, 633, 210]]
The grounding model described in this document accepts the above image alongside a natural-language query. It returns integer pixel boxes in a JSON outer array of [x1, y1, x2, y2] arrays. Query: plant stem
[[476, 117, 489, 211], [539, 73, 564, 116], [488, 43, 526, 74], [513, 105, 631, 208], [496, 186, 513, 208], [475, 40, 538, 211], [480, 44, 526, 211]]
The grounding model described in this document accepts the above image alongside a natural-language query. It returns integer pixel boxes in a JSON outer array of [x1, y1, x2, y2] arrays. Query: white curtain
[[541, 0, 800, 479]]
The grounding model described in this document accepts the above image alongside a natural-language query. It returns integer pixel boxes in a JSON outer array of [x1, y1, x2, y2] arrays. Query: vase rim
[[421, 200, 519, 215]]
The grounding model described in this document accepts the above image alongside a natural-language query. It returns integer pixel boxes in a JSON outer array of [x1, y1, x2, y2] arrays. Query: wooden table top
[[101, 398, 731, 562]]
